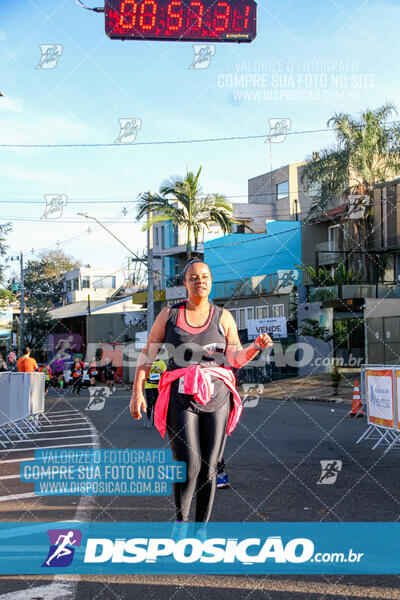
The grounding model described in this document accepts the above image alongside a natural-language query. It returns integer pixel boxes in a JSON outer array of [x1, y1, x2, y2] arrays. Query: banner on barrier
[[396, 370, 400, 432], [366, 369, 395, 428]]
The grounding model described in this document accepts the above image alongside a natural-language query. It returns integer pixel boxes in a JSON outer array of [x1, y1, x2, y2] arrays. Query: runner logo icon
[[42, 529, 82, 567]]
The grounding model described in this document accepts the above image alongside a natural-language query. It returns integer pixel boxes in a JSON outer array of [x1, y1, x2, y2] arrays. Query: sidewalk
[[253, 372, 359, 404]]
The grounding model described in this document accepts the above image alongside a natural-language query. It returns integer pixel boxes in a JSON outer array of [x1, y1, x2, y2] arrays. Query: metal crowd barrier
[[357, 365, 400, 454], [0, 373, 48, 448]]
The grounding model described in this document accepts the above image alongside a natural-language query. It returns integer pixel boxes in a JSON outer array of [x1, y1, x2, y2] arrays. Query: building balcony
[[308, 283, 400, 302], [212, 274, 294, 300], [315, 241, 344, 266]]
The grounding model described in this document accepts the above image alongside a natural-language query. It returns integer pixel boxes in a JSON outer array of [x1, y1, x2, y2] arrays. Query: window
[[273, 304, 284, 318], [247, 307, 254, 322], [161, 225, 165, 250], [239, 308, 246, 329], [277, 181, 289, 200], [93, 276, 116, 289], [82, 277, 90, 289], [256, 306, 269, 319], [173, 225, 179, 247], [328, 225, 341, 251], [73, 278, 79, 291], [66, 280, 72, 291], [231, 223, 245, 234], [155, 227, 159, 247]]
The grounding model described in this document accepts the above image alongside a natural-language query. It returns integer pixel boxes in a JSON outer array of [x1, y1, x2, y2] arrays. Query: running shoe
[[171, 520, 188, 542], [216, 472, 229, 489], [145, 418, 152, 429]]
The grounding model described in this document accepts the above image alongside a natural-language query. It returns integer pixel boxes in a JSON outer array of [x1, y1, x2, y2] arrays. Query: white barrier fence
[[0, 373, 48, 448], [357, 365, 400, 454]]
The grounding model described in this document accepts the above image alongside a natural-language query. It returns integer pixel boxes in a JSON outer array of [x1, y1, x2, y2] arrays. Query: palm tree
[[302, 102, 400, 281], [136, 167, 237, 261]]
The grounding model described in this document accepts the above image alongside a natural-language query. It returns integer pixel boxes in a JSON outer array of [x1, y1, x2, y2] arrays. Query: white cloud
[[0, 97, 23, 112]]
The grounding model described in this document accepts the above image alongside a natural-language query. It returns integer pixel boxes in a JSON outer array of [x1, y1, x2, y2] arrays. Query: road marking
[[0, 442, 96, 454], [39, 421, 88, 427], [2, 434, 93, 446], [0, 443, 97, 463], [19, 427, 90, 435], [45, 410, 80, 415], [0, 582, 74, 599], [0, 492, 38, 503]]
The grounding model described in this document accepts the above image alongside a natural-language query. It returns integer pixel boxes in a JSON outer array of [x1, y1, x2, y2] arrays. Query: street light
[[77, 212, 154, 332]]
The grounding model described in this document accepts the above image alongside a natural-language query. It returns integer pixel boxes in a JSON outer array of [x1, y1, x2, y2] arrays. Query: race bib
[[91, 370, 98, 376], [149, 373, 161, 382], [75, 370, 82, 377]]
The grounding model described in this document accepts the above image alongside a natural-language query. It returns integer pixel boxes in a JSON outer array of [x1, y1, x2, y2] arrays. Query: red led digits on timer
[[107, 0, 256, 40], [119, 1, 137, 28], [232, 4, 250, 30], [187, 1, 204, 30], [139, 0, 157, 29], [213, 2, 230, 32], [167, 1, 183, 31]]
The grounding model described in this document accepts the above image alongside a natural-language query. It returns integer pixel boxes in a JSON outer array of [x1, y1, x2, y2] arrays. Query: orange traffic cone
[[349, 379, 364, 417]]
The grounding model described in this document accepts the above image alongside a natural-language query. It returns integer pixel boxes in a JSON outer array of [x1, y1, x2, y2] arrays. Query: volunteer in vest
[[144, 358, 167, 428], [129, 259, 273, 539], [70, 356, 85, 396]]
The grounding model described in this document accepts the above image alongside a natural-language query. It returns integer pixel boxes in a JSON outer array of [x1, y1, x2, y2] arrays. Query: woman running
[[129, 259, 273, 538], [88, 357, 100, 387]]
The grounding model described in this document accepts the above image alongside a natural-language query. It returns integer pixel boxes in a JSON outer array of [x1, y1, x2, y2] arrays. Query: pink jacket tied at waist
[[154, 365, 243, 439]]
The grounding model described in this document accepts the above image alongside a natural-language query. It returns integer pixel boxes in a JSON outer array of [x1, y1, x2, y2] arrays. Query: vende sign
[[247, 318, 287, 339]]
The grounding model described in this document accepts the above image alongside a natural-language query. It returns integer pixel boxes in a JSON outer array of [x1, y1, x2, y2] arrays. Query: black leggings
[[166, 400, 229, 523]]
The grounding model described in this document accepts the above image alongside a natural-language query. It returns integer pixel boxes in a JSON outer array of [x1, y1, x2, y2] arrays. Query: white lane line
[[40, 415, 82, 423], [0, 443, 97, 463], [38, 421, 88, 427], [0, 492, 37, 503], [0, 582, 74, 598], [2, 434, 93, 446], [0, 442, 96, 453], [19, 427, 91, 435], [45, 410, 80, 414]]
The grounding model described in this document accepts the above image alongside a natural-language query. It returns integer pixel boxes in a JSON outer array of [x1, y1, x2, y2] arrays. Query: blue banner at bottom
[[0, 522, 398, 574]]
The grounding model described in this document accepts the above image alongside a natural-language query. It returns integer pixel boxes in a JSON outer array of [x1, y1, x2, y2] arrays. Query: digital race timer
[[105, 0, 257, 42]]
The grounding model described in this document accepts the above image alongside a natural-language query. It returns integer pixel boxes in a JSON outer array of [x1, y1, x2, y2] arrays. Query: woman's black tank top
[[164, 301, 230, 413]]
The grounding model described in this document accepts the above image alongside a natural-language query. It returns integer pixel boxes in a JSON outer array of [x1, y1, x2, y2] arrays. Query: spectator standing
[[6, 352, 18, 372], [0, 353, 7, 372], [17, 347, 38, 373]]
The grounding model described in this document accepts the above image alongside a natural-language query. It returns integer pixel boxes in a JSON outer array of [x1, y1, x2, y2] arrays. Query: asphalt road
[[0, 385, 399, 599]]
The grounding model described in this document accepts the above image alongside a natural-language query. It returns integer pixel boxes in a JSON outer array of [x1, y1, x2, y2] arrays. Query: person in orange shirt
[[17, 347, 38, 373]]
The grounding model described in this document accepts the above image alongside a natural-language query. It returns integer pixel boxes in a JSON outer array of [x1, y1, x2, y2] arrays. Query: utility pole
[[19, 251, 25, 355], [147, 214, 154, 335]]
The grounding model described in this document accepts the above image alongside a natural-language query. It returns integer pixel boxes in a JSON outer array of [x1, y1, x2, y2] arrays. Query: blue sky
[[1, 0, 399, 277]]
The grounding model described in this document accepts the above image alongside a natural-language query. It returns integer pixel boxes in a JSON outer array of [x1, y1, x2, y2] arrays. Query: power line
[[0, 127, 336, 149], [2, 119, 400, 149]]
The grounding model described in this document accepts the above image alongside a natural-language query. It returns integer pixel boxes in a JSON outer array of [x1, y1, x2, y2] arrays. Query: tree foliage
[[24, 249, 81, 348], [302, 103, 400, 281], [136, 166, 238, 260]]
